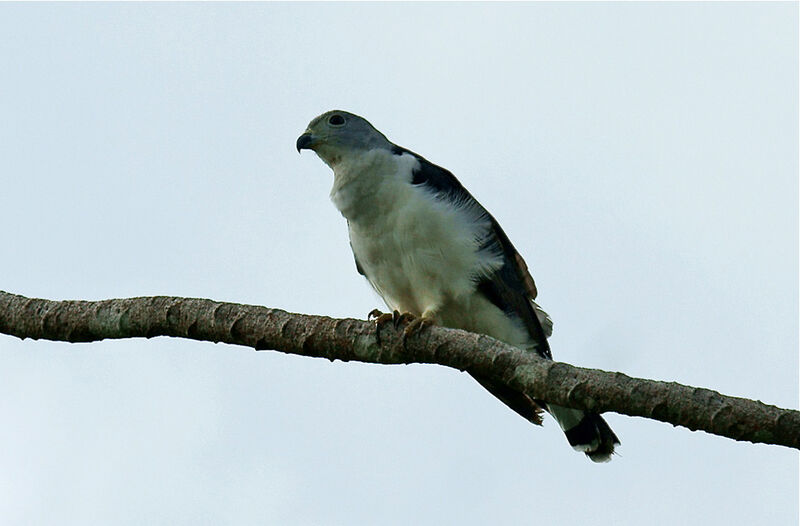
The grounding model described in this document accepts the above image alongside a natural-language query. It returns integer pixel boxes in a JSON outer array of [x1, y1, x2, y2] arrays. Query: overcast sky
[[1, 3, 797, 525]]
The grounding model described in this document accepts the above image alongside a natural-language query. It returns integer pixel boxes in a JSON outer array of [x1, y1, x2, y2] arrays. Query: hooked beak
[[296, 132, 316, 153]]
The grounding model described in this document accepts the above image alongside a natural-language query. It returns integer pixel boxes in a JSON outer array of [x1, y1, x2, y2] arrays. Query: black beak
[[296, 132, 314, 153]]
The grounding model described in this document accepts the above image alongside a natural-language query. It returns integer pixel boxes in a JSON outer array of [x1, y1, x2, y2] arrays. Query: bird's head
[[296, 110, 391, 168]]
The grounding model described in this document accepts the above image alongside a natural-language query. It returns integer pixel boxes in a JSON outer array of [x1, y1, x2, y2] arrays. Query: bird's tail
[[547, 404, 620, 462]]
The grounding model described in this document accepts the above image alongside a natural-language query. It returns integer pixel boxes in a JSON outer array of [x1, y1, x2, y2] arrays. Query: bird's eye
[[328, 114, 345, 126]]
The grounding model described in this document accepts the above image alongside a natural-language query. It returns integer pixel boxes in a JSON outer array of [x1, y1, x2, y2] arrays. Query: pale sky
[[1, 3, 797, 525]]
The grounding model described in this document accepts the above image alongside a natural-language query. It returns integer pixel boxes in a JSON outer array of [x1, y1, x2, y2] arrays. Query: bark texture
[[1, 290, 797, 450]]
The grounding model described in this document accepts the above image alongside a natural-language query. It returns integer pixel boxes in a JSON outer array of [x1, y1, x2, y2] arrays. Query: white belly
[[330, 149, 532, 350], [348, 189, 480, 317]]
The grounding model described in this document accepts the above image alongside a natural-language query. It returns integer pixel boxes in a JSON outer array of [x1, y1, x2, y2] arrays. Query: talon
[[401, 316, 433, 351], [375, 313, 394, 325], [393, 310, 412, 328], [373, 311, 395, 346], [372, 310, 429, 347], [402, 316, 434, 339]]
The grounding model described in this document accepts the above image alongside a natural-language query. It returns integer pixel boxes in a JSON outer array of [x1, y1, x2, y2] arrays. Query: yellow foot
[[401, 315, 435, 348], [370, 310, 430, 345]]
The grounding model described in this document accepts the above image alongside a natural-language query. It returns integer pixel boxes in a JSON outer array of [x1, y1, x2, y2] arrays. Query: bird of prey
[[297, 110, 619, 462]]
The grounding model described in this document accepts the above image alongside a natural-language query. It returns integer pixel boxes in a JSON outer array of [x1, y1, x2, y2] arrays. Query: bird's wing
[[394, 145, 552, 359], [347, 222, 366, 276]]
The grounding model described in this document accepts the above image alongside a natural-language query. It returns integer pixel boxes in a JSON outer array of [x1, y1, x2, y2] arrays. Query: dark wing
[[477, 220, 552, 359], [393, 145, 551, 359]]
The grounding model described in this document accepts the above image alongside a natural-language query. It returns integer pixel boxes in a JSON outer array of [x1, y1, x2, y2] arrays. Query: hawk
[[297, 110, 619, 461]]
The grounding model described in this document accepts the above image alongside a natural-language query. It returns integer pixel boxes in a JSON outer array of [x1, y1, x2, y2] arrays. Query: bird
[[297, 110, 620, 462]]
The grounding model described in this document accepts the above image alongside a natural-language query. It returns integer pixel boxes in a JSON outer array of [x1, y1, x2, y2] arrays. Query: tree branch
[[1, 290, 797, 450]]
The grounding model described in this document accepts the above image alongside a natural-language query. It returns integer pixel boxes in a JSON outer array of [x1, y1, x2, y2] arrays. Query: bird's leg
[[395, 311, 417, 328], [370, 309, 431, 346], [402, 308, 437, 344], [368, 308, 406, 325], [403, 316, 435, 337]]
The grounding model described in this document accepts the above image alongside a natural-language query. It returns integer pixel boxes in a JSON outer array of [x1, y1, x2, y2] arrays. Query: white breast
[[329, 149, 528, 349]]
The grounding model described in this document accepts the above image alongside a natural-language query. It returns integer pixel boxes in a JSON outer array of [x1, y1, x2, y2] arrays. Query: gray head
[[296, 110, 393, 167]]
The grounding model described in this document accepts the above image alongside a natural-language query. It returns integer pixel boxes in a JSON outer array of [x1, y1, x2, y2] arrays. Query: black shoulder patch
[[392, 145, 470, 198]]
